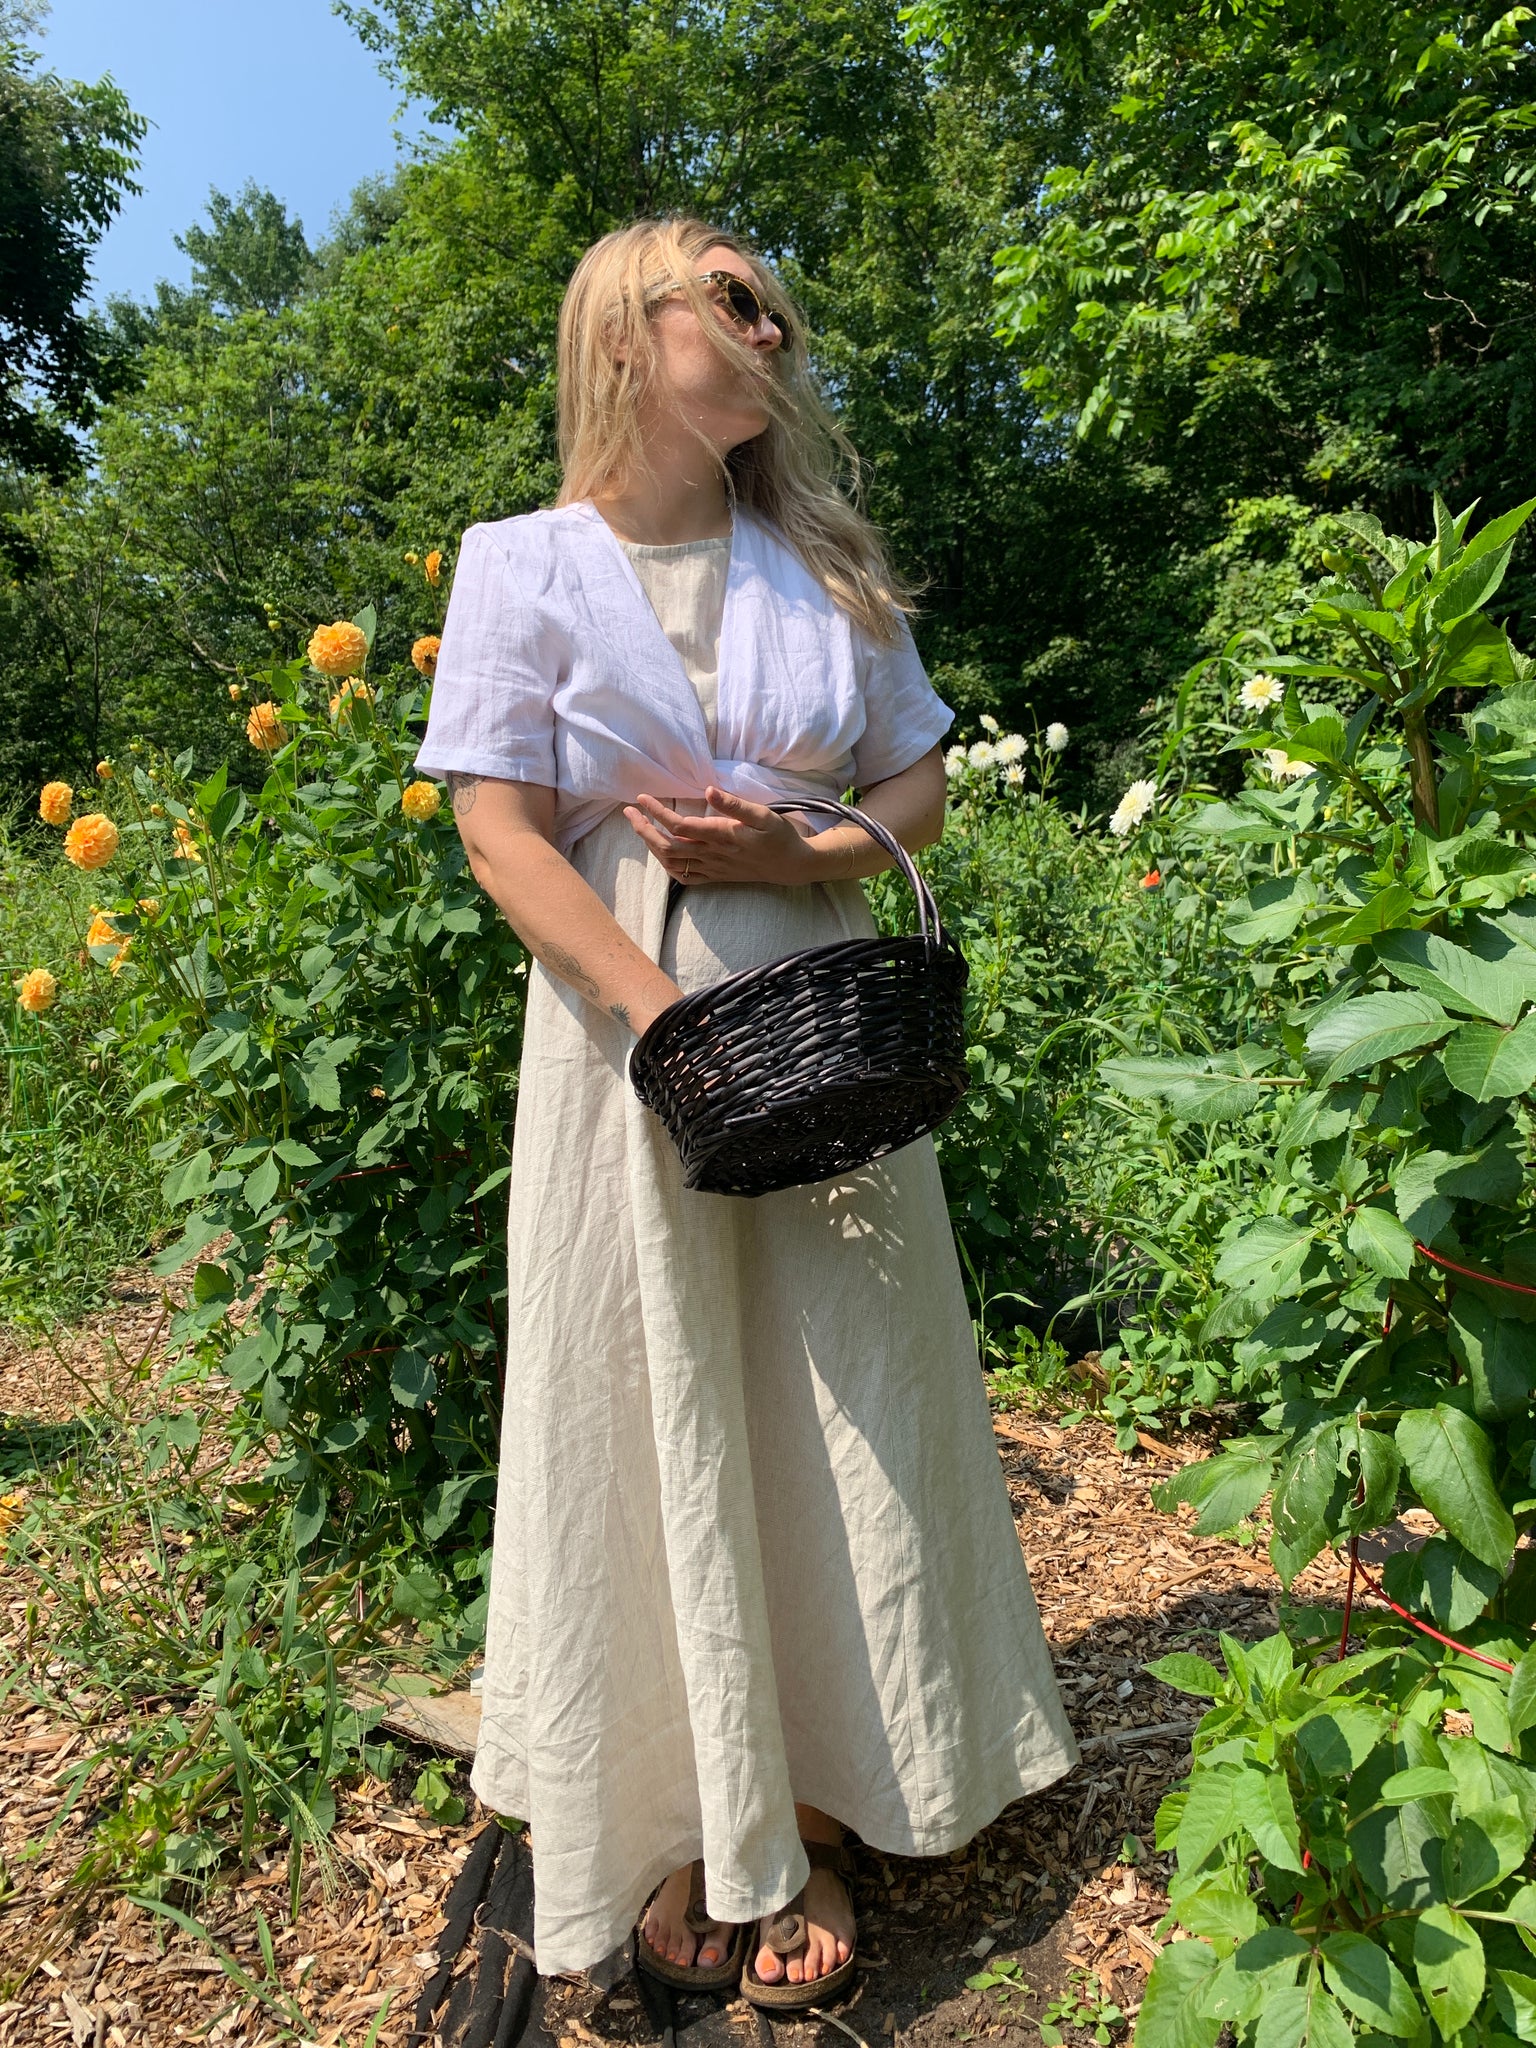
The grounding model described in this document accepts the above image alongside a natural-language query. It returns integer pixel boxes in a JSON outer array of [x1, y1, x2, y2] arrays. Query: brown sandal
[[741, 1840, 858, 2011], [636, 1860, 751, 1993]]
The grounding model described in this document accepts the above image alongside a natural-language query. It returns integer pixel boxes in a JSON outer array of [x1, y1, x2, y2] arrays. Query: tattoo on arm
[[609, 1001, 632, 1029], [541, 941, 601, 1000], [446, 771, 483, 816]]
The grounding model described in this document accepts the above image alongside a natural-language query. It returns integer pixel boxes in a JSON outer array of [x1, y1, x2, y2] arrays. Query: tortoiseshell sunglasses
[[649, 269, 793, 351]]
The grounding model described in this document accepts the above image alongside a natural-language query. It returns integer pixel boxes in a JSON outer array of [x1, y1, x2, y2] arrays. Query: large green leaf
[[1198, 1930, 1309, 2025], [1382, 1535, 1504, 1631], [1176, 1764, 1243, 1872], [1320, 1932, 1422, 2038], [1305, 992, 1451, 1085], [1251, 1976, 1353, 2048], [1235, 1764, 1305, 1872], [1153, 1442, 1277, 1535], [1347, 1203, 1417, 1279], [1099, 1054, 1265, 1123], [1214, 1218, 1314, 1297], [1393, 1138, 1523, 1241], [1141, 1939, 1223, 2048], [1225, 873, 1318, 946], [1415, 1905, 1486, 2036], [1492, 1970, 1536, 2044], [1396, 1406, 1517, 1570], [1448, 1294, 1536, 1421], [1508, 1644, 1536, 1739], [1377, 928, 1536, 1024], [1443, 1802, 1531, 1902], [1442, 1014, 1536, 1100]]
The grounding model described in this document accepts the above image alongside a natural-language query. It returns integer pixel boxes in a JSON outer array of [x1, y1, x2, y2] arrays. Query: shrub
[[65, 611, 525, 1567]]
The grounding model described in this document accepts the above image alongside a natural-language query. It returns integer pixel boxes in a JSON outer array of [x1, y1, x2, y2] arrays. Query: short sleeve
[[413, 523, 561, 786], [849, 611, 953, 789]]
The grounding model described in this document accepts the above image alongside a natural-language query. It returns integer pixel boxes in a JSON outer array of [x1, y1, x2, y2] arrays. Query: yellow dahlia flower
[[424, 550, 443, 586], [307, 620, 369, 678], [63, 814, 120, 870], [228, 683, 244, 701], [404, 551, 420, 566], [246, 701, 289, 753], [39, 781, 72, 826], [401, 780, 442, 822], [329, 679, 373, 720], [172, 823, 202, 863], [138, 897, 160, 917], [0, 1490, 23, 1536], [411, 634, 441, 678], [96, 760, 113, 781], [15, 968, 56, 1014]]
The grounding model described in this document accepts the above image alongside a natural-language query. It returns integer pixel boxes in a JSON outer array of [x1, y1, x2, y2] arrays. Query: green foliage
[[0, 23, 143, 475], [1142, 1626, 1536, 2048], [57, 623, 526, 1562]]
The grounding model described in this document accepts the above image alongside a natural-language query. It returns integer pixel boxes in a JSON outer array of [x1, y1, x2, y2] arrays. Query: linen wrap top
[[414, 501, 953, 855]]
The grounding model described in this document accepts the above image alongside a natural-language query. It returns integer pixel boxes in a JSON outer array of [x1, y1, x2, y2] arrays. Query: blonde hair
[[555, 217, 913, 644]]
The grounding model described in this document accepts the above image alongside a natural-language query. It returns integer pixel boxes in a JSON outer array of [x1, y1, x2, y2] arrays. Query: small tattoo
[[542, 941, 601, 999], [609, 1001, 632, 1028], [447, 771, 483, 815]]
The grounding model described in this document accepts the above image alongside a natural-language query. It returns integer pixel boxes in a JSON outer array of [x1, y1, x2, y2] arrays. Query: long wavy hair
[[554, 216, 913, 644]]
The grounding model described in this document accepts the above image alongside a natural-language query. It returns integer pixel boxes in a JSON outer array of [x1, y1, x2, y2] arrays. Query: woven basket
[[628, 797, 969, 1197]]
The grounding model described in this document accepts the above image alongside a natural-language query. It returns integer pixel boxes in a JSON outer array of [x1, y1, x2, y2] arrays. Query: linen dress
[[418, 512, 1078, 1978]]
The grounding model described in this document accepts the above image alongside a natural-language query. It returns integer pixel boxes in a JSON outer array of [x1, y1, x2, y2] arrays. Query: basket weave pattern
[[629, 799, 969, 1197]]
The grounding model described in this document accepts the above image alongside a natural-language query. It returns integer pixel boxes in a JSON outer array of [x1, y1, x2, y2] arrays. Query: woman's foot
[[752, 1809, 855, 1988], [641, 1862, 732, 1971]]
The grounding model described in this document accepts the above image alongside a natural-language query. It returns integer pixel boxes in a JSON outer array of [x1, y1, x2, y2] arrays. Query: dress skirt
[[471, 809, 1077, 1976]]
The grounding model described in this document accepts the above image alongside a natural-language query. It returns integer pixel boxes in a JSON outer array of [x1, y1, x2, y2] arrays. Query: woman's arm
[[447, 774, 684, 1035], [622, 744, 947, 887]]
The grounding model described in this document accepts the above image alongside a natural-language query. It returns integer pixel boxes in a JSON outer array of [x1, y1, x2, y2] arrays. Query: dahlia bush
[[81, 608, 525, 1566]]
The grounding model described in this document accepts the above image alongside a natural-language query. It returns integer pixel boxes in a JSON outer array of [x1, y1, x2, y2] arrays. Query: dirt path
[[0, 1306, 1350, 2048]]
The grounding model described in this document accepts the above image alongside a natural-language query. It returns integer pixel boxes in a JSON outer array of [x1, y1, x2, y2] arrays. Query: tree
[[0, 24, 143, 476], [175, 182, 315, 315]]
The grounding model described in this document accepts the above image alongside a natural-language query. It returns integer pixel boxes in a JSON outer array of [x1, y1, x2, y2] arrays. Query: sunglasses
[[650, 269, 793, 352]]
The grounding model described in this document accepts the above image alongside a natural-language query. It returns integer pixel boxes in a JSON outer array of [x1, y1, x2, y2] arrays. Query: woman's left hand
[[622, 786, 820, 886]]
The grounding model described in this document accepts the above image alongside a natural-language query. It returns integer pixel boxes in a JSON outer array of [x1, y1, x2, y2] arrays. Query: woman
[[415, 216, 1076, 2005]]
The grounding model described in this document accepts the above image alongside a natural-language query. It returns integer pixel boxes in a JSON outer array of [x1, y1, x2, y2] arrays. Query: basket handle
[[663, 795, 944, 947]]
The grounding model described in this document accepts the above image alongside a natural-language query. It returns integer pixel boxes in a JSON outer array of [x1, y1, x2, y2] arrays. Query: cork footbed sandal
[[741, 1840, 858, 2012], [635, 1860, 751, 1994]]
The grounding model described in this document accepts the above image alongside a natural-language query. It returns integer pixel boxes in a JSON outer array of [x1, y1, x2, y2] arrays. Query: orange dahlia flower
[[15, 968, 57, 1014], [411, 635, 441, 678], [307, 620, 369, 677], [172, 823, 202, 863], [96, 760, 113, 781], [228, 683, 244, 701], [39, 781, 72, 826], [108, 942, 133, 975], [63, 814, 120, 870], [246, 701, 289, 753], [424, 550, 443, 586], [401, 780, 442, 823], [329, 679, 373, 720], [85, 912, 123, 951]]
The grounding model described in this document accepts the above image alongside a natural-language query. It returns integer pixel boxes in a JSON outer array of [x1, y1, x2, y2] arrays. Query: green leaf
[[290, 1478, 328, 1551], [1305, 992, 1451, 1085], [1214, 1218, 1314, 1298], [1347, 1204, 1417, 1279], [192, 1261, 235, 1304], [1140, 1940, 1222, 2048], [1320, 1932, 1423, 2038], [1153, 1443, 1277, 1536], [1442, 1014, 1536, 1100], [1176, 1765, 1243, 1873], [1176, 1881, 1260, 1955], [422, 1472, 485, 1542], [1251, 1976, 1353, 2048], [1396, 1405, 1517, 1569], [1382, 1537, 1504, 1632], [1145, 1652, 1227, 1699], [1493, 1970, 1536, 2044], [1379, 1766, 1458, 1803], [1377, 929, 1536, 1025], [1448, 1294, 1536, 1421], [1226, 874, 1318, 946], [1415, 1904, 1486, 2036], [1235, 1765, 1305, 1872], [389, 1347, 437, 1409], [244, 1153, 281, 1214], [1099, 1055, 1265, 1123], [1297, 1704, 1391, 1777], [1509, 1644, 1536, 1738], [1198, 1930, 1309, 2024], [1443, 1804, 1530, 1901]]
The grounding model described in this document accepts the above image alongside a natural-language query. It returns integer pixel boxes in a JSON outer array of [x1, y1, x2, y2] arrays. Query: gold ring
[[682, 860, 693, 883]]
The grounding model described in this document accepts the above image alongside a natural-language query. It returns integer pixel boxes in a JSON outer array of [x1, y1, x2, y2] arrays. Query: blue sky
[[40, 0, 431, 304]]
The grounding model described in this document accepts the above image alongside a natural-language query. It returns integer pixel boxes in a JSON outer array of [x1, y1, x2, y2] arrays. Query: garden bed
[[0, 1296, 1354, 2048]]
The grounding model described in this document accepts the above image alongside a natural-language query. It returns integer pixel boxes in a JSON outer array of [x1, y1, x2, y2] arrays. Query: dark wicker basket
[[628, 797, 969, 1197]]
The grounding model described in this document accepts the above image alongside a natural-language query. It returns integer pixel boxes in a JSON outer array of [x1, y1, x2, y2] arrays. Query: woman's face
[[644, 244, 783, 453]]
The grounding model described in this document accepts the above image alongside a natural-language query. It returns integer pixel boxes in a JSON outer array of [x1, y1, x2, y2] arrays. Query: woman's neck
[[590, 448, 734, 547]]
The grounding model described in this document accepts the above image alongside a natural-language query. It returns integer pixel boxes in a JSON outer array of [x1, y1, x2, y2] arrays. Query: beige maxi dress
[[471, 533, 1077, 1976]]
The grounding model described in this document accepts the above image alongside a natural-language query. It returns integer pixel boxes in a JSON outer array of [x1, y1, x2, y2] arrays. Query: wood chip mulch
[[0, 1299, 1351, 2048]]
